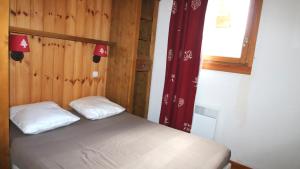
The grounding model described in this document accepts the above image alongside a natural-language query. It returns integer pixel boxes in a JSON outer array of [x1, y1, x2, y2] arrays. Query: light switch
[[92, 71, 99, 78]]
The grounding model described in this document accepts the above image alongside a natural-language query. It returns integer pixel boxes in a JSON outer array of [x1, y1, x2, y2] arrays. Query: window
[[201, 0, 263, 74]]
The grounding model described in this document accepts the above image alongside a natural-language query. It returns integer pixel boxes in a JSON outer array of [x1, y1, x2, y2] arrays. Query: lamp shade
[[94, 44, 108, 57], [9, 34, 30, 52]]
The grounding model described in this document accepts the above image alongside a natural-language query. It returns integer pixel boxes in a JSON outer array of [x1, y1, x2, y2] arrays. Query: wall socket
[[92, 71, 99, 78]]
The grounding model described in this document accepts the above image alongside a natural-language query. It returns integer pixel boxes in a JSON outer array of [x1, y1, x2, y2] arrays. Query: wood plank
[[107, 0, 141, 112], [10, 0, 17, 27], [202, 61, 252, 75], [9, 0, 113, 107], [16, 0, 31, 28], [30, 0, 44, 30], [133, 0, 158, 117], [101, 0, 112, 41], [72, 42, 83, 100], [65, 0, 77, 36], [52, 40, 65, 105], [141, 0, 154, 20], [90, 44, 99, 96], [75, 0, 86, 37], [0, 1, 9, 168], [62, 41, 75, 108], [30, 0, 43, 103], [10, 26, 114, 45], [81, 43, 92, 97], [15, 0, 31, 105], [41, 38, 54, 101], [30, 36, 43, 103], [93, 0, 103, 39], [231, 161, 252, 169], [96, 0, 111, 96], [54, 0, 66, 33], [97, 57, 107, 96], [9, 0, 17, 106], [84, 0, 96, 96], [62, 0, 75, 108], [10, 56, 17, 106], [85, 0, 95, 39], [133, 71, 148, 117], [136, 58, 152, 72], [43, 0, 55, 32], [144, 0, 159, 118], [41, 0, 55, 101]]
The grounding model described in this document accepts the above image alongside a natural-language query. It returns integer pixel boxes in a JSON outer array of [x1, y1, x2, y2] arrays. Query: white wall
[[148, 0, 300, 169], [148, 0, 171, 123]]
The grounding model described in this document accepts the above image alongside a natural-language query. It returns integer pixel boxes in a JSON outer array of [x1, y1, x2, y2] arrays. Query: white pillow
[[69, 96, 125, 120], [10, 102, 80, 134]]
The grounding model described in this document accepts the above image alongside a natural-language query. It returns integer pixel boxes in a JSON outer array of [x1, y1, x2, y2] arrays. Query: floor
[[231, 161, 252, 169]]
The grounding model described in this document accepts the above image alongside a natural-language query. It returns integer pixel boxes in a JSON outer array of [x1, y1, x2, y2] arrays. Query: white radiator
[[191, 105, 218, 140]]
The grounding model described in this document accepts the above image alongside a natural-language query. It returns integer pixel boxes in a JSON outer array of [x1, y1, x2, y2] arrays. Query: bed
[[10, 111, 231, 169]]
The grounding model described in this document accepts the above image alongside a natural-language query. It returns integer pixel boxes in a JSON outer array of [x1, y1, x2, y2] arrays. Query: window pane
[[202, 0, 251, 58]]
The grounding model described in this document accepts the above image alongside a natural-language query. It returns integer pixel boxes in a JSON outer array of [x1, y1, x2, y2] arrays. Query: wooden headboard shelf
[[10, 26, 115, 46]]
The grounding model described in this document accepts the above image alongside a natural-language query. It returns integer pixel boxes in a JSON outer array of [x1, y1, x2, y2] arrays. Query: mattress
[[10, 112, 231, 169]]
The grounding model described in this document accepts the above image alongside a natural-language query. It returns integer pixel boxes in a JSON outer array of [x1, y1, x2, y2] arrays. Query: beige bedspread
[[10, 112, 230, 169]]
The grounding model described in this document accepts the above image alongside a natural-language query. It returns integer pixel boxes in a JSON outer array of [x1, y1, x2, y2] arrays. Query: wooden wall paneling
[[100, 0, 112, 41], [41, 0, 55, 101], [10, 0, 17, 27], [75, 0, 86, 37], [14, 0, 31, 105], [92, 0, 103, 96], [85, 0, 95, 39], [97, 57, 107, 96], [144, 0, 159, 118], [96, 0, 112, 96], [72, 42, 83, 100], [52, 0, 66, 105], [9, 0, 112, 107], [107, 0, 141, 112], [52, 40, 65, 105], [9, 0, 17, 106], [30, 36, 43, 103], [139, 20, 152, 42], [81, 43, 92, 97], [141, 0, 154, 20], [43, 0, 55, 32], [30, 0, 43, 103], [65, 0, 77, 36], [94, 0, 103, 96], [90, 47, 99, 96], [137, 40, 150, 56], [133, 0, 159, 118], [62, 0, 76, 108], [16, 0, 31, 28], [86, 44, 99, 96], [93, 0, 103, 39], [133, 5, 152, 116], [62, 41, 75, 108], [15, 44, 31, 105], [54, 0, 66, 33], [41, 38, 54, 101], [9, 55, 17, 106], [133, 72, 148, 117], [85, 0, 97, 96], [30, 0, 44, 30], [0, 1, 9, 168]]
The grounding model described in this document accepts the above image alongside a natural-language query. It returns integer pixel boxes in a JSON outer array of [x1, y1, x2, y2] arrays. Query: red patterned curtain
[[159, 0, 208, 132]]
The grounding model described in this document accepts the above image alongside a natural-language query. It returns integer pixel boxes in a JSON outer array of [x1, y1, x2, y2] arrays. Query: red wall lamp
[[9, 34, 30, 62], [93, 44, 108, 63]]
